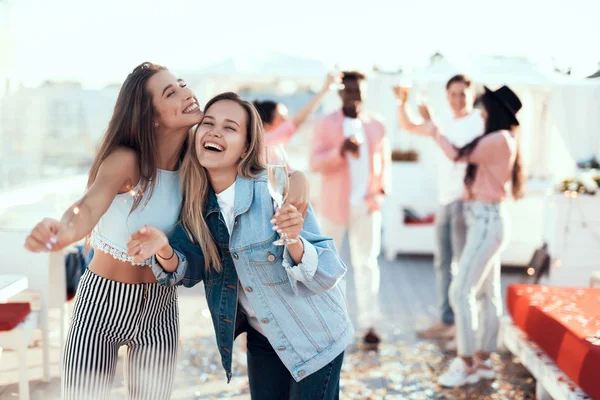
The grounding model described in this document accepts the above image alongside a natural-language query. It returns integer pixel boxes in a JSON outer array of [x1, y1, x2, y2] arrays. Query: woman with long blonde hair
[[128, 92, 351, 399]]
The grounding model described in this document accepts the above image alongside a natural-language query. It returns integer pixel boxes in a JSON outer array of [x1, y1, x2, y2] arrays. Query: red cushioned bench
[[0, 303, 32, 332], [504, 284, 600, 400]]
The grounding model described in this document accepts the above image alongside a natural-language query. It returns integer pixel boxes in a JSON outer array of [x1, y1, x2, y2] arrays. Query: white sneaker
[[438, 357, 480, 387], [474, 356, 496, 380]]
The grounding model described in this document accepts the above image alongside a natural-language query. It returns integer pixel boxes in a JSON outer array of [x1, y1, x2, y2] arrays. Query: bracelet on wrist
[[157, 246, 175, 261]]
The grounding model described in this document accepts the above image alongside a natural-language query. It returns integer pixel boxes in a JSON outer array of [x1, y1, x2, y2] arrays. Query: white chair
[[0, 230, 64, 399], [0, 305, 38, 400]]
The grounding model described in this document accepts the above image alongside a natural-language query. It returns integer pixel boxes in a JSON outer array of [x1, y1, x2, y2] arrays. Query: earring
[[154, 122, 159, 127]]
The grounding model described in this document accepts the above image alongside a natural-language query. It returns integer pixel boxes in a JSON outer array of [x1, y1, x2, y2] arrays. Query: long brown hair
[[180, 92, 265, 273], [457, 92, 524, 199], [87, 62, 184, 211]]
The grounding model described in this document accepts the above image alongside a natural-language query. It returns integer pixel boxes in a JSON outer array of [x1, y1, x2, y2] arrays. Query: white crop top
[[90, 169, 182, 266]]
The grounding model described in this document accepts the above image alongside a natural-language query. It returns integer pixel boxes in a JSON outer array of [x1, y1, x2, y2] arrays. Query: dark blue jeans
[[246, 326, 344, 400]]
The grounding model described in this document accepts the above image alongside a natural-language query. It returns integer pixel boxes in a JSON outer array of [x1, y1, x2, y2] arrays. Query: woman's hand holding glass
[[270, 204, 304, 242]]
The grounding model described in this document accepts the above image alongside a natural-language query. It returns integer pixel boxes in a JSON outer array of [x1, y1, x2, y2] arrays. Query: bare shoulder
[[102, 147, 139, 171], [95, 147, 140, 190]]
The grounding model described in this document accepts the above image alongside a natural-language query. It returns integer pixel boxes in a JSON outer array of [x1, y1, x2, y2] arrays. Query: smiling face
[[446, 81, 474, 117], [195, 99, 249, 173], [146, 70, 202, 131]]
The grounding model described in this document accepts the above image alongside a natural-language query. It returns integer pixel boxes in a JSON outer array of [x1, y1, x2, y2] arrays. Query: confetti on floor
[[173, 332, 535, 400]]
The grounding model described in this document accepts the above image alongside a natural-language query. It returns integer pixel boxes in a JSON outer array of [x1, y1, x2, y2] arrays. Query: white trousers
[[320, 204, 382, 330]]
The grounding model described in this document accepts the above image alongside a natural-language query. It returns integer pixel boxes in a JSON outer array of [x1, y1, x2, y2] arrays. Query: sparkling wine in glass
[[266, 145, 297, 246]]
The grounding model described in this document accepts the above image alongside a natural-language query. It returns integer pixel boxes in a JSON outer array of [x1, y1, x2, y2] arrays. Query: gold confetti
[[171, 333, 536, 399]]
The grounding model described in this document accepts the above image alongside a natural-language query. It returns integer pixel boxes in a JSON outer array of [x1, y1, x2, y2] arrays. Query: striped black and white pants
[[62, 270, 179, 400]]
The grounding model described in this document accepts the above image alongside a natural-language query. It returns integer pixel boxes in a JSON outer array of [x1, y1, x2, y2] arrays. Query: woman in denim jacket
[[127, 92, 353, 400]]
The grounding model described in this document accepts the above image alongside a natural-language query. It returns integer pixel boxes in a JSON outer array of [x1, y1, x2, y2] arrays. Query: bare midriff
[[88, 251, 158, 284]]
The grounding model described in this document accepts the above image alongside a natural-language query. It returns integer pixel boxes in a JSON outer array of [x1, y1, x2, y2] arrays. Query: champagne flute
[[266, 145, 297, 246]]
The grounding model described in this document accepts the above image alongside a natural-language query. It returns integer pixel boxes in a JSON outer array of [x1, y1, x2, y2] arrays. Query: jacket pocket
[[243, 235, 288, 286]]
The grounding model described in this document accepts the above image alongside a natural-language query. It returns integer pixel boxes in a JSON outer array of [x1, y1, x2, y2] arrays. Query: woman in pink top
[[427, 86, 524, 387], [253, 73, 338, 146]]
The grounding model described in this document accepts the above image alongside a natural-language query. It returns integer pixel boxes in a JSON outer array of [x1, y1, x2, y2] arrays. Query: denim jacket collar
[[205, 174, 256, 218]]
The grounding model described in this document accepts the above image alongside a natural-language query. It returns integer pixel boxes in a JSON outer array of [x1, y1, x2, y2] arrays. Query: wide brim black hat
[[484, 85, 522, 126]]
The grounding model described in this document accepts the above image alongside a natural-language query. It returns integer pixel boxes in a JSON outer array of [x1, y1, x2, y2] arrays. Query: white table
[[0, 274, 28, 302]]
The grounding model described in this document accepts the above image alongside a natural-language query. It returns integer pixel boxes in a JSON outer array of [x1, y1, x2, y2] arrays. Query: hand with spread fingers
[[270, 204, 304, 241], [127, 225, 171, 264], [24, 218, 77, 253]]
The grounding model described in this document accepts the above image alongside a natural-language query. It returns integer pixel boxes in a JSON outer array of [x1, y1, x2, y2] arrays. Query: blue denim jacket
[[151, 173, 353, 382]]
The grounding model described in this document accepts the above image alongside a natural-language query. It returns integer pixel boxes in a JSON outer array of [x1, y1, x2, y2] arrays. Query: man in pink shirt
[[310, 71, 391, 348]]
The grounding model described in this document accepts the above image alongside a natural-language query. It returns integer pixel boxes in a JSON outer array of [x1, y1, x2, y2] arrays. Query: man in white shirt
[[393, 75, 483, 340]]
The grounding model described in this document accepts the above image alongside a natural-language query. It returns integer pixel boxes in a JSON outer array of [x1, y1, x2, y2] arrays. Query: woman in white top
[[23, 62, 310, 399]]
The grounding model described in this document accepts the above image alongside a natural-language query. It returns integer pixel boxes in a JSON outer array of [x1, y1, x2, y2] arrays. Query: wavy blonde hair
[[180, 92, 265, 273]]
